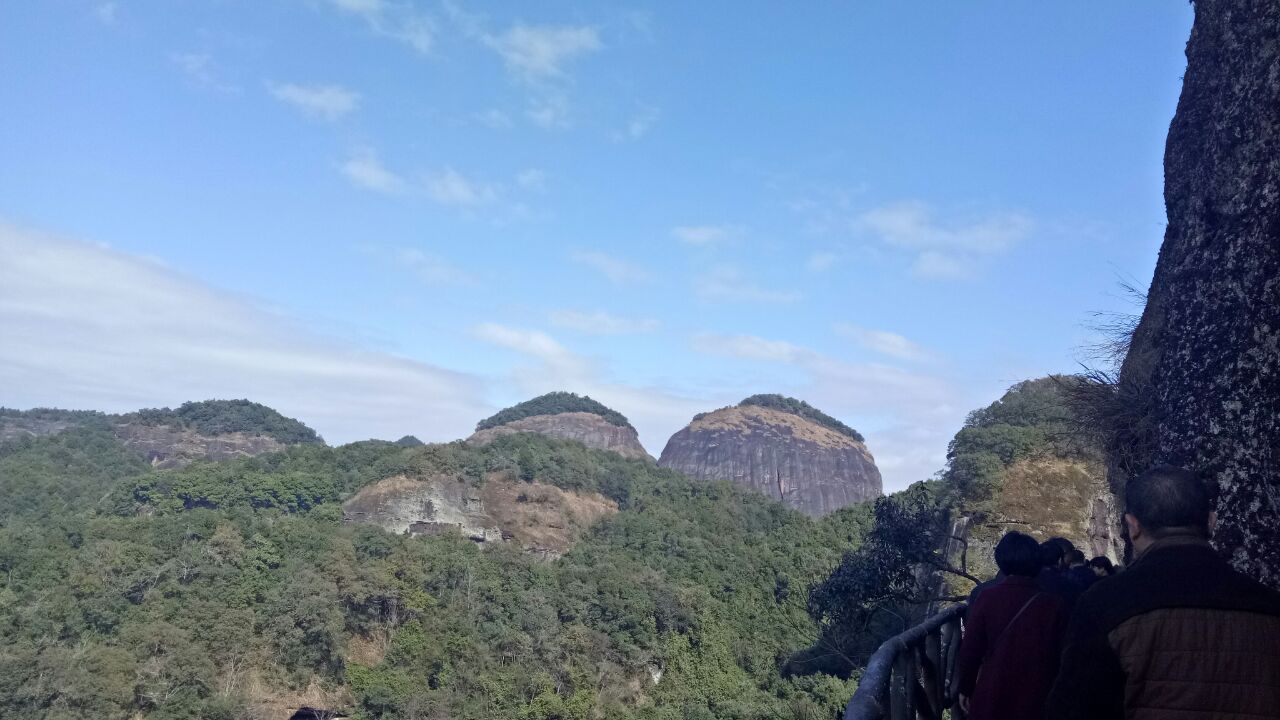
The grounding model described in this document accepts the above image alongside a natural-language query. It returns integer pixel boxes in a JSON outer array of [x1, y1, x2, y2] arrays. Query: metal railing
[[845, 603, 967, 720]]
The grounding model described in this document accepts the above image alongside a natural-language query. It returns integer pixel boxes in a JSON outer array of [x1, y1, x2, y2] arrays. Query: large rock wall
[[467, 411, 654, 461], [1115, 0, 1280, 583], [658, 405, 881, 517]]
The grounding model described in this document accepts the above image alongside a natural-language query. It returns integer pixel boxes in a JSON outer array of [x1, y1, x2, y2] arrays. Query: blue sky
[[0, 1, 1192, 490]]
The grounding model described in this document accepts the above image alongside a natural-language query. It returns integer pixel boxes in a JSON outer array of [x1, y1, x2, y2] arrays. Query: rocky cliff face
[[342, 473, 617, 558], [468, 411, 653, 461], [0, 402, 311, 469], [658, 404, 881, 516], [1108, 0, 1280, 584]]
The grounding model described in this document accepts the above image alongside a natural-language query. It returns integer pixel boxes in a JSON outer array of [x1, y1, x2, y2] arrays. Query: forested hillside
[[0, 413, 872, 720]]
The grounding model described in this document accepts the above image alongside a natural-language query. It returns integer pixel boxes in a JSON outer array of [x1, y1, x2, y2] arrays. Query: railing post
[[942, 616, 965, 720], [921, 630, 943, 720], [890, 641, 916, 720]]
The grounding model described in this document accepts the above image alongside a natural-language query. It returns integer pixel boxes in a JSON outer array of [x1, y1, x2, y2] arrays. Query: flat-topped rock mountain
[[0, 399, 321, 468], [658, 394, 882, 516], [466, 391, 653, 460]]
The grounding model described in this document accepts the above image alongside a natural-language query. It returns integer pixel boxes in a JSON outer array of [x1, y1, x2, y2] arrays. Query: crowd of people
[[954, 465, 1280, 720]]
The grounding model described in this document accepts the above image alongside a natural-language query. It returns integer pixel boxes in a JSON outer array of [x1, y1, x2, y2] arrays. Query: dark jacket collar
[[1133, 531, 1212, 564]]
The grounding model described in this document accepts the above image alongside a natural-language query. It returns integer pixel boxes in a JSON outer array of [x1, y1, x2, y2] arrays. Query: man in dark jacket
[[1047, 465, 1280, 720]]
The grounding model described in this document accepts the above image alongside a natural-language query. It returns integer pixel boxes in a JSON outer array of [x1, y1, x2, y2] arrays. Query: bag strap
[[988, 591, 1043, 659]]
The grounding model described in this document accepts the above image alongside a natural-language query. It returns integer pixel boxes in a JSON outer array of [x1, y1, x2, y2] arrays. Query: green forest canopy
[[476, 391, 632, 431], [0, 415, 870, 720]]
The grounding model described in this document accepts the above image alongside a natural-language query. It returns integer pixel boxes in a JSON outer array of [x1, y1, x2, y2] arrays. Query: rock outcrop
[[467, 392, 653, 460], [342, 473, 617, 558], [1106, 0, 1280, 584], [658, 398, 881, 516], [469, 411, 652, 460], [0, 400, 317, 469]]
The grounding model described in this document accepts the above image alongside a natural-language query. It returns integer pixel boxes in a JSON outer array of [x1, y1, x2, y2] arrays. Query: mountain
[[658, 394, 882, 516], [0, 402, 870, 720], [0, 399, 322, 469], [467, 391, 653, 460], [940, 376, 1120, 580]]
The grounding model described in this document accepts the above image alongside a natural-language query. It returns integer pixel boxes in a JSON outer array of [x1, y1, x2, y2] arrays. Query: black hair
[[995, 531, 1042, 577], [1125, 464, 1212, 537], [1065, 548, 1086, 565], [1039, 540, 1065, 568], [1089, 556, 1116, 575]]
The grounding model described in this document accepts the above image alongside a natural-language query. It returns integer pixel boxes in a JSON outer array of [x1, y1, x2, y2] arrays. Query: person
[[1063, 549, 1097, 592], [1087, 555, 1116, 578], [1047, 465, 1280, 720], [958, 531, 1069, 720], [1037, 538, 1082, 607]]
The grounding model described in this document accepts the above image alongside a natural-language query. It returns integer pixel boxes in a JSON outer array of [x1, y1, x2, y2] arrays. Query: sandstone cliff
[[658, 399, 881, 516], [467, 392, 653, 460], [0, 400, 317, 468], [342, 473, 617, 558], [469, 411, 652, 460]]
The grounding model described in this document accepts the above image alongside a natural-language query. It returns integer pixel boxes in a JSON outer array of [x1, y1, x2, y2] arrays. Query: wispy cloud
[[570, 251, 649, 285], [615, 106, 660, 141], [94, 2, 118, 25], [425, 167, 497, 207], [526, 93, 572, 129], [859, 201, 1033, 279], [392, 248, 476, 286], [171, 52, 238, 93], [330, 0, 434, 53], [342, 148, 406, 194], [549, 310, 659, 335], [835, 324, 931, 362], [476, 109, 513, 129], [485, 24, 602, 81], [807, 251, 838, 272], [0, 223, 487, 444], [673, 224, 736, 246], [695, 265, 799, 304], [516, 169, 547, 191], [267, 82, 360, 121]]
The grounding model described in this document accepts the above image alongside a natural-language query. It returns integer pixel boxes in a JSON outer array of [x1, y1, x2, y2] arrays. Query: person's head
[[1089, 556, 1116, 577], [995, 531, 1043, 577], [1124, 464, 1216, 554], [1065, 549, 1087, 567], [1039, 537, 1074, 570]]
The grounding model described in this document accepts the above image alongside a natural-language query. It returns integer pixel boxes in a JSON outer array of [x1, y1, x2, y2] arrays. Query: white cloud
[[330, 0, 434, 53], [476, 109, 514, 129], [673, 225, 735, 246], [526, 93, 572, 129], [695, 265, 799, 304], [691, 331, 966, 490], [342, 148, 406, 194], [171, 52, 238, 93], [95, 2, 118, 24], [516, 168, 547, 191], [570, 251, 649, 285], [393, 248, 476, 285], [616, 106, 660, 141], [425, 168, 497, 207], [549, 310, 659, 335], [0, 223, 488, 444], [485, 24, 602, 81], [835, 324, 931, 362], [267, 82, 360, 121], [807, 252, 838, 272], [859, 201, 1033, 279]]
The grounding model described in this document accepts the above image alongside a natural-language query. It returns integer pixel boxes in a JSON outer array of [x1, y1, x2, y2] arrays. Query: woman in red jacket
[[957, 532, 1070, 720]]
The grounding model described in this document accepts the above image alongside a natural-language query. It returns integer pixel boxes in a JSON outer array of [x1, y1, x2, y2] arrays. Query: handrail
[[845, 603, 968, 720]]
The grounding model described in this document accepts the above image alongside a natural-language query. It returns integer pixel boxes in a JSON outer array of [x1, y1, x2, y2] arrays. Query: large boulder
[[466, 392, 653, 461], [658, 395, 881, 516]]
